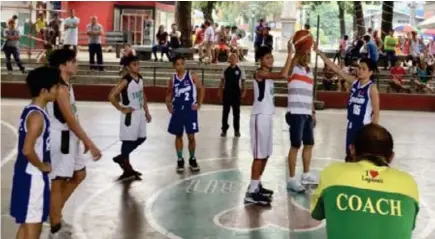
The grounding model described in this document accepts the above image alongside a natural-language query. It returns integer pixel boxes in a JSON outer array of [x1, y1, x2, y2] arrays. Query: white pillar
[[409, 2, 416, 26], [279, 1, 297, 52]]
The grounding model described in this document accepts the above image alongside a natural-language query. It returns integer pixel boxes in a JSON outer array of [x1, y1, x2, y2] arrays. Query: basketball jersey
[[14, 105, 50, 176], [172, 71, 197, 109], [347, 80, 373, 126], [46, 80, 78, 131], [251, 78, 275, 115], [120, 74, 144, 110]]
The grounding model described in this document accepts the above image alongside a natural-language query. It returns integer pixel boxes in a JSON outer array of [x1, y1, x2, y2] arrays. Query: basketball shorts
[[168, 108, 199, 136], [10, 173, 50, 223], [120, 110, 147, 141], [345, 121, 364, 155], [49, 129, 86, 180], [250, 114, 273, 159]]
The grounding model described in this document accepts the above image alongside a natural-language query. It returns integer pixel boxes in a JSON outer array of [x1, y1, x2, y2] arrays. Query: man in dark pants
[[2, 20, 25, 74], [87, 16, 104, 71], [219, 53, 246, 137]]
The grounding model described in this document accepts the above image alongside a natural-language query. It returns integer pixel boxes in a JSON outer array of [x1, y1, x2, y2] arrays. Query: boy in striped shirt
[[286, 30, 317, 192]]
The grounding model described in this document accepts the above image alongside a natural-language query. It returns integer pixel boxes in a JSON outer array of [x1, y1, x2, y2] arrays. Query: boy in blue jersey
[[10, 67, 60, 239], [314, 43, 380, 161], [166, 55, 205, 173]]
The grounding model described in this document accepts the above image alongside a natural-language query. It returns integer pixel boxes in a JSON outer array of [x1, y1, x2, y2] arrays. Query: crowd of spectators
[[325, 27, 435, 94]]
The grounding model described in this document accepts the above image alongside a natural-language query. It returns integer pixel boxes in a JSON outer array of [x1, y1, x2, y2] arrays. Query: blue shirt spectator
[[363, 35, 379, 62], [254, 19, 266, 45]]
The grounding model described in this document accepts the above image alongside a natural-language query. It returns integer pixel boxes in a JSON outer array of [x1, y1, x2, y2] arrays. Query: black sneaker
[[259, 183, 274, 197], [113, 155, 125, 169], [220, 131, 227, 137], [177, 158, 185, 173], [117, 171, 139, 181], [235, 131, 241, 137], [244, 191, 272, 205], [189, 157, 200, 172]]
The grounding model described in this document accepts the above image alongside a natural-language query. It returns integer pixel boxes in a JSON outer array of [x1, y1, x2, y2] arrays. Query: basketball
[[293, 30, 313, 53]]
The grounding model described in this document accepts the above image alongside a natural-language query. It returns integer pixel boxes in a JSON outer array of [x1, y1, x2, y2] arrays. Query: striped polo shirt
[[287, 65, 313, 115]]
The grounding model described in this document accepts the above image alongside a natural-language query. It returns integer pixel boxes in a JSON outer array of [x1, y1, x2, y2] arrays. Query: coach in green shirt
[[311, 124, 419, 239]]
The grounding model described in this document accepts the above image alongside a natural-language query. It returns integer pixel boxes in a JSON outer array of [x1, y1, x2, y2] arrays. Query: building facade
[[61, 1, 175, 45]]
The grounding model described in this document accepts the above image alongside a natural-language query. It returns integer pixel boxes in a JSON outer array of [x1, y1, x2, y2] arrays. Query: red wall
[[3, 83, 435, 112], [62, 1, 174, 34]]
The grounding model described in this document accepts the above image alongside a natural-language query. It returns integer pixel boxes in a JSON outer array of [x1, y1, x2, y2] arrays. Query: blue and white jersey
[[347, 80, 374, 126], [14, 105, 50, 176], [172, 71, 197, 109]]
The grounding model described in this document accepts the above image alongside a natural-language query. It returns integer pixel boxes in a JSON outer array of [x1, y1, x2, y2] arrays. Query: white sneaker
[[301, 172, 318, 185], [287, 178, 306, 193]]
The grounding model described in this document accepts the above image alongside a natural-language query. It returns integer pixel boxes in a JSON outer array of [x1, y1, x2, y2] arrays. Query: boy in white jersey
[[47, 49, 102, 238], [245, 45, 293, 205], [10, 67, 60, 239], [109, 55, 152, 180], [314, 43, 380, 162]]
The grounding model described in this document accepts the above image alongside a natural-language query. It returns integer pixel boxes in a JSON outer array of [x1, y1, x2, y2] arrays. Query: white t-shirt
[[204, 26, 214, 42], [410, 39, 420, 58], [64, 17, 80, 45]]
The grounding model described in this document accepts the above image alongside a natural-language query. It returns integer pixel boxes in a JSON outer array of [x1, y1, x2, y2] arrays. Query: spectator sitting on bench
[[229, 26, 246, 61], [415, 60, 434, 93], [152, 25, 169, 62], [193, 24, 205, 48], [214, 26, 230, 63], [322, 63, 338, 91], [389, 60, 410, 93], [169, 23, 181, 49]]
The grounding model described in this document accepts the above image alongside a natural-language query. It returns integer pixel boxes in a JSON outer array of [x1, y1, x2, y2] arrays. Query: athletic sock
[[248, 180, 260, 193], [189, 149, 195, 159], [51, 223, 61, 234], [176, 150, 183, 159]]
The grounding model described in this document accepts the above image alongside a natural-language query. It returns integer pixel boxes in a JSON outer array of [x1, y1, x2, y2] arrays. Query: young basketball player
[[109, 55, 152, 180], [314, 43, 380, 161], [245, 44, 293, 205], [47, 49, 102, 238], [166, 55, 205, 173], [10, 67, 60, 239], [286, 30, 318, 193]]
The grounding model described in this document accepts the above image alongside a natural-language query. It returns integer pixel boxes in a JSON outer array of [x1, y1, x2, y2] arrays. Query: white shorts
[[250, 114, 273, 159], [120, 110, 147, 141], [49, 129, 86, 180]]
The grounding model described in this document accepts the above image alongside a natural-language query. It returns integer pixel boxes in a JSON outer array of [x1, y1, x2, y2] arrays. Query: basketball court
[[1, 99, 435, 239]]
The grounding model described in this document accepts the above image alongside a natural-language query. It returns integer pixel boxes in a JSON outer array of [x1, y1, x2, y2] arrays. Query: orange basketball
[[293, 30, 313, 53]]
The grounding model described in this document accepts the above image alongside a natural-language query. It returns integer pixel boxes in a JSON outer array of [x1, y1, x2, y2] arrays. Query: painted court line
[[1, 120, 18, 167], [72, 156, 240, 239]]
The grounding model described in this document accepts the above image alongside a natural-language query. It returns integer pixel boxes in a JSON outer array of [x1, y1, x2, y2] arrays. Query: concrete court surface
[[1, 99, 435, 239]]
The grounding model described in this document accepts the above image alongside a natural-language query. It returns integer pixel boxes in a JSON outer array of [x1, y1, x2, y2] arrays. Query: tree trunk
[[175, 1, 192, 48], [354, 1, 365, 37], [381, 1, 394, 41], [201, 1, 215, 24], [337, 2, 346, 37]]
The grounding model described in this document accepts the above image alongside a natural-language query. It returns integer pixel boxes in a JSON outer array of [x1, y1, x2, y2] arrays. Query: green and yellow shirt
[[311, 160, 419, 239]]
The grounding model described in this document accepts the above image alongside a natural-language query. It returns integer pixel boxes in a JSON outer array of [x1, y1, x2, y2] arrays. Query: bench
[[133, 46, 152, 61], [106, 31, 131, 58]]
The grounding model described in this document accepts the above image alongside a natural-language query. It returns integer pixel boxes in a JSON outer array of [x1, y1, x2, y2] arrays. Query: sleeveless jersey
[[120, 74, 144, 110], [347, 80, 373, 126], [172, 71, 197, 109], [251, 78, 275, 115], [46, 81, 78, 130], [14, 105, 50, 176]]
